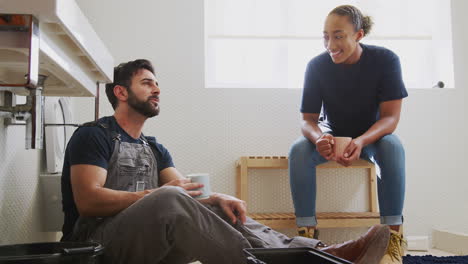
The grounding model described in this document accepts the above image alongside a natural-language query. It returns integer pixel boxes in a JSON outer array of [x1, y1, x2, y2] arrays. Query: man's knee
[[154, 185, 187, 196], [121, 186, 201, 228], [143, 186, 189, 208]]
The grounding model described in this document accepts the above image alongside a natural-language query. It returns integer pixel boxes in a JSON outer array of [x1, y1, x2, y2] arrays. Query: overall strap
[[142, 133, 159, 163], [79, 120, 120, 141], [78, 120, 157, 158]]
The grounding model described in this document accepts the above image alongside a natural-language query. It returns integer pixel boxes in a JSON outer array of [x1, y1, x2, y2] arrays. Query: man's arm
[[71, 165, 203, 217], [160, 167, 247, 225], [341, 99, 402, 164], [302, 113, 335, 160], [71, 164, 149, 217], [159, 167, 203, 197]]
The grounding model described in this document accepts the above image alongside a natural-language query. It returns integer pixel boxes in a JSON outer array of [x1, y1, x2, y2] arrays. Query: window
[[204, 0, 454, 89]]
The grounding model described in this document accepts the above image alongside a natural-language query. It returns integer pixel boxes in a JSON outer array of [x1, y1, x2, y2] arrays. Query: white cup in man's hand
[[187, 173, 211, 199]]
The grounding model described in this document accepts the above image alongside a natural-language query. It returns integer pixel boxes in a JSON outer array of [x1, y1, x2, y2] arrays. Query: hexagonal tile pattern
[[0, 123, 57, 245]]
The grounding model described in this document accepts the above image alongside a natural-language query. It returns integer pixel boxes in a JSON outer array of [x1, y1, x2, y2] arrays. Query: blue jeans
[[288, 134, 405, 227]]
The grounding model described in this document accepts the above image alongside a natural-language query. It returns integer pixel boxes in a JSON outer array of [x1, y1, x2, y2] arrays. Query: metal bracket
[[0, 75, 46, 149]]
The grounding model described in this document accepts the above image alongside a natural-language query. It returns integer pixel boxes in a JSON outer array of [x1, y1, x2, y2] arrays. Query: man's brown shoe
[[322, 225, 390, 264]]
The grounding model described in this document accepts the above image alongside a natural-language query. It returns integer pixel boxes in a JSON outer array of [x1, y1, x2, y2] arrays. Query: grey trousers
[[87, 186, 320, 264]]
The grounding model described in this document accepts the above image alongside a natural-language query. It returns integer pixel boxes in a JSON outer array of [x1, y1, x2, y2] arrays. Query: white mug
[[187, 173, 211, 199]]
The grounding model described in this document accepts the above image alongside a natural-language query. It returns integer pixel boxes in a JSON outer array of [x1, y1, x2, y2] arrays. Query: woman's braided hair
[[329, 5, 373, 36]]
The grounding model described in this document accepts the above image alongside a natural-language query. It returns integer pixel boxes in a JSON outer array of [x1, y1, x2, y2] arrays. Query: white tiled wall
[[0, 120, 57, 245]]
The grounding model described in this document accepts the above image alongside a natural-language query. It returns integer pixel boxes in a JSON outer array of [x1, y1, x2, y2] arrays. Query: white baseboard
[[433, 229, 468, 254], [407, 236, 429, 251]]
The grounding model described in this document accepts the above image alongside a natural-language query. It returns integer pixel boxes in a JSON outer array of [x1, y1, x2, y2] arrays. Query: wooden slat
[[249, 212, 380, 229], [316, 159, 373, 169], [237, 157, 248, 201], [246, 156, 288, 169], [238, 156, 372, 169], [249, 212, 380, 220], [369, 164, 378, 212], [318, 218, 380, 228]]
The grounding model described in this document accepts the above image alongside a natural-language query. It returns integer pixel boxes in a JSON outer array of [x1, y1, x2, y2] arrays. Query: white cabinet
[[0, 0, 114, 97]]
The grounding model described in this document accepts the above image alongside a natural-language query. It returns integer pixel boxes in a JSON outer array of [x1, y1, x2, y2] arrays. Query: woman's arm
[[340, 99, 402, 165], [302, 113, 335, 160]]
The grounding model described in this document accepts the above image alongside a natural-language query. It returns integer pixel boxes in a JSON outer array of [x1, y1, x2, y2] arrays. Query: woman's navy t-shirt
[[301, 44, 408, 138]]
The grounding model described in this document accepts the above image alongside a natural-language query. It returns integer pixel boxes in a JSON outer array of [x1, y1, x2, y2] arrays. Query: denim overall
[[105, 132, 159, 193], [70, 125, 159, 241]]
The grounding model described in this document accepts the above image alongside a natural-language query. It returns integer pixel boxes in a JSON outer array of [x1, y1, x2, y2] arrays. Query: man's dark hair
[[105, 59, 155, 110], [329, 5, 373, 37]]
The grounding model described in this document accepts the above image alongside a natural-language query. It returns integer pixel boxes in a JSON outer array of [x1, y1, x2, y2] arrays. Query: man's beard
[[127, 90, 160, 117]]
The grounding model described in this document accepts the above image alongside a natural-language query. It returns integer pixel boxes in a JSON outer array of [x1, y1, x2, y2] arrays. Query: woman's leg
[[361, 134, 405, 230], [289, 136, 328, 228]]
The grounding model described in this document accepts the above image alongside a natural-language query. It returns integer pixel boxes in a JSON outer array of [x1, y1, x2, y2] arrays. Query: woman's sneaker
[[297, 226, 319, 239], [379, 229, 406, 264]]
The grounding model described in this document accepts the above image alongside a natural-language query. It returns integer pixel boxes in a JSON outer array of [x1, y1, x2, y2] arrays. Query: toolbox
[[244, 247, 352, 264]]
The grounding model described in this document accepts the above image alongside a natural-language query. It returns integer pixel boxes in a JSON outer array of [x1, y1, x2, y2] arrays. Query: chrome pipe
[[27, 16, 40, 88], [25, 75, 46, 149], [0, 111, 13, 118], [0, 86, 30, 94]]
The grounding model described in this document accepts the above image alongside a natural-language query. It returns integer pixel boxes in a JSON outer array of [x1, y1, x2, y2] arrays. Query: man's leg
[[288, 136, 328, 231], [322, 224, 391, 264], [90, 186, 251, 264], [207, 204, 390, 264], [205, 204, 321, 248]]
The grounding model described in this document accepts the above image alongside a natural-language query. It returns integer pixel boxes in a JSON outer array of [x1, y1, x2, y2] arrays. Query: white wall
[[72, 0, 468, 242], [0, 122, 57, 244]]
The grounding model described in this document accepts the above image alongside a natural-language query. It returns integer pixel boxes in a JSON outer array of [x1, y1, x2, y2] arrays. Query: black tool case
[[244, 247, 352, 264]]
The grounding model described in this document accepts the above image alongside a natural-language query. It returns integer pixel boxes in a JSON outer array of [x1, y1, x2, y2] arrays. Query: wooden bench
[[235, 156, 380, 229]]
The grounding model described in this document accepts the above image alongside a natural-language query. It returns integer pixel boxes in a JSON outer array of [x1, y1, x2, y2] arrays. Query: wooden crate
[[235, 156, 379, 229]]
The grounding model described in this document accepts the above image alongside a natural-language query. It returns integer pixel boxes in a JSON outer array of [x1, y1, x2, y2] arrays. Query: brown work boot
[[322, 225, 390, 264], [379, 229, 406, 264]]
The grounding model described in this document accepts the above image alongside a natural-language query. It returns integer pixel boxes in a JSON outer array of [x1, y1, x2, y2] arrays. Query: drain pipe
[[0, 75, 47, 149], [25, 74, 46, 149]]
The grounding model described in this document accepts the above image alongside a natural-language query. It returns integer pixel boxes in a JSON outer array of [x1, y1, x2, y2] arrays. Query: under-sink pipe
[[0, 111, 13, 118], [25, 75, 46, 149], [0, 75, 47, 149], [0, 92, 32, 113], [0, 86, 30, 95]]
